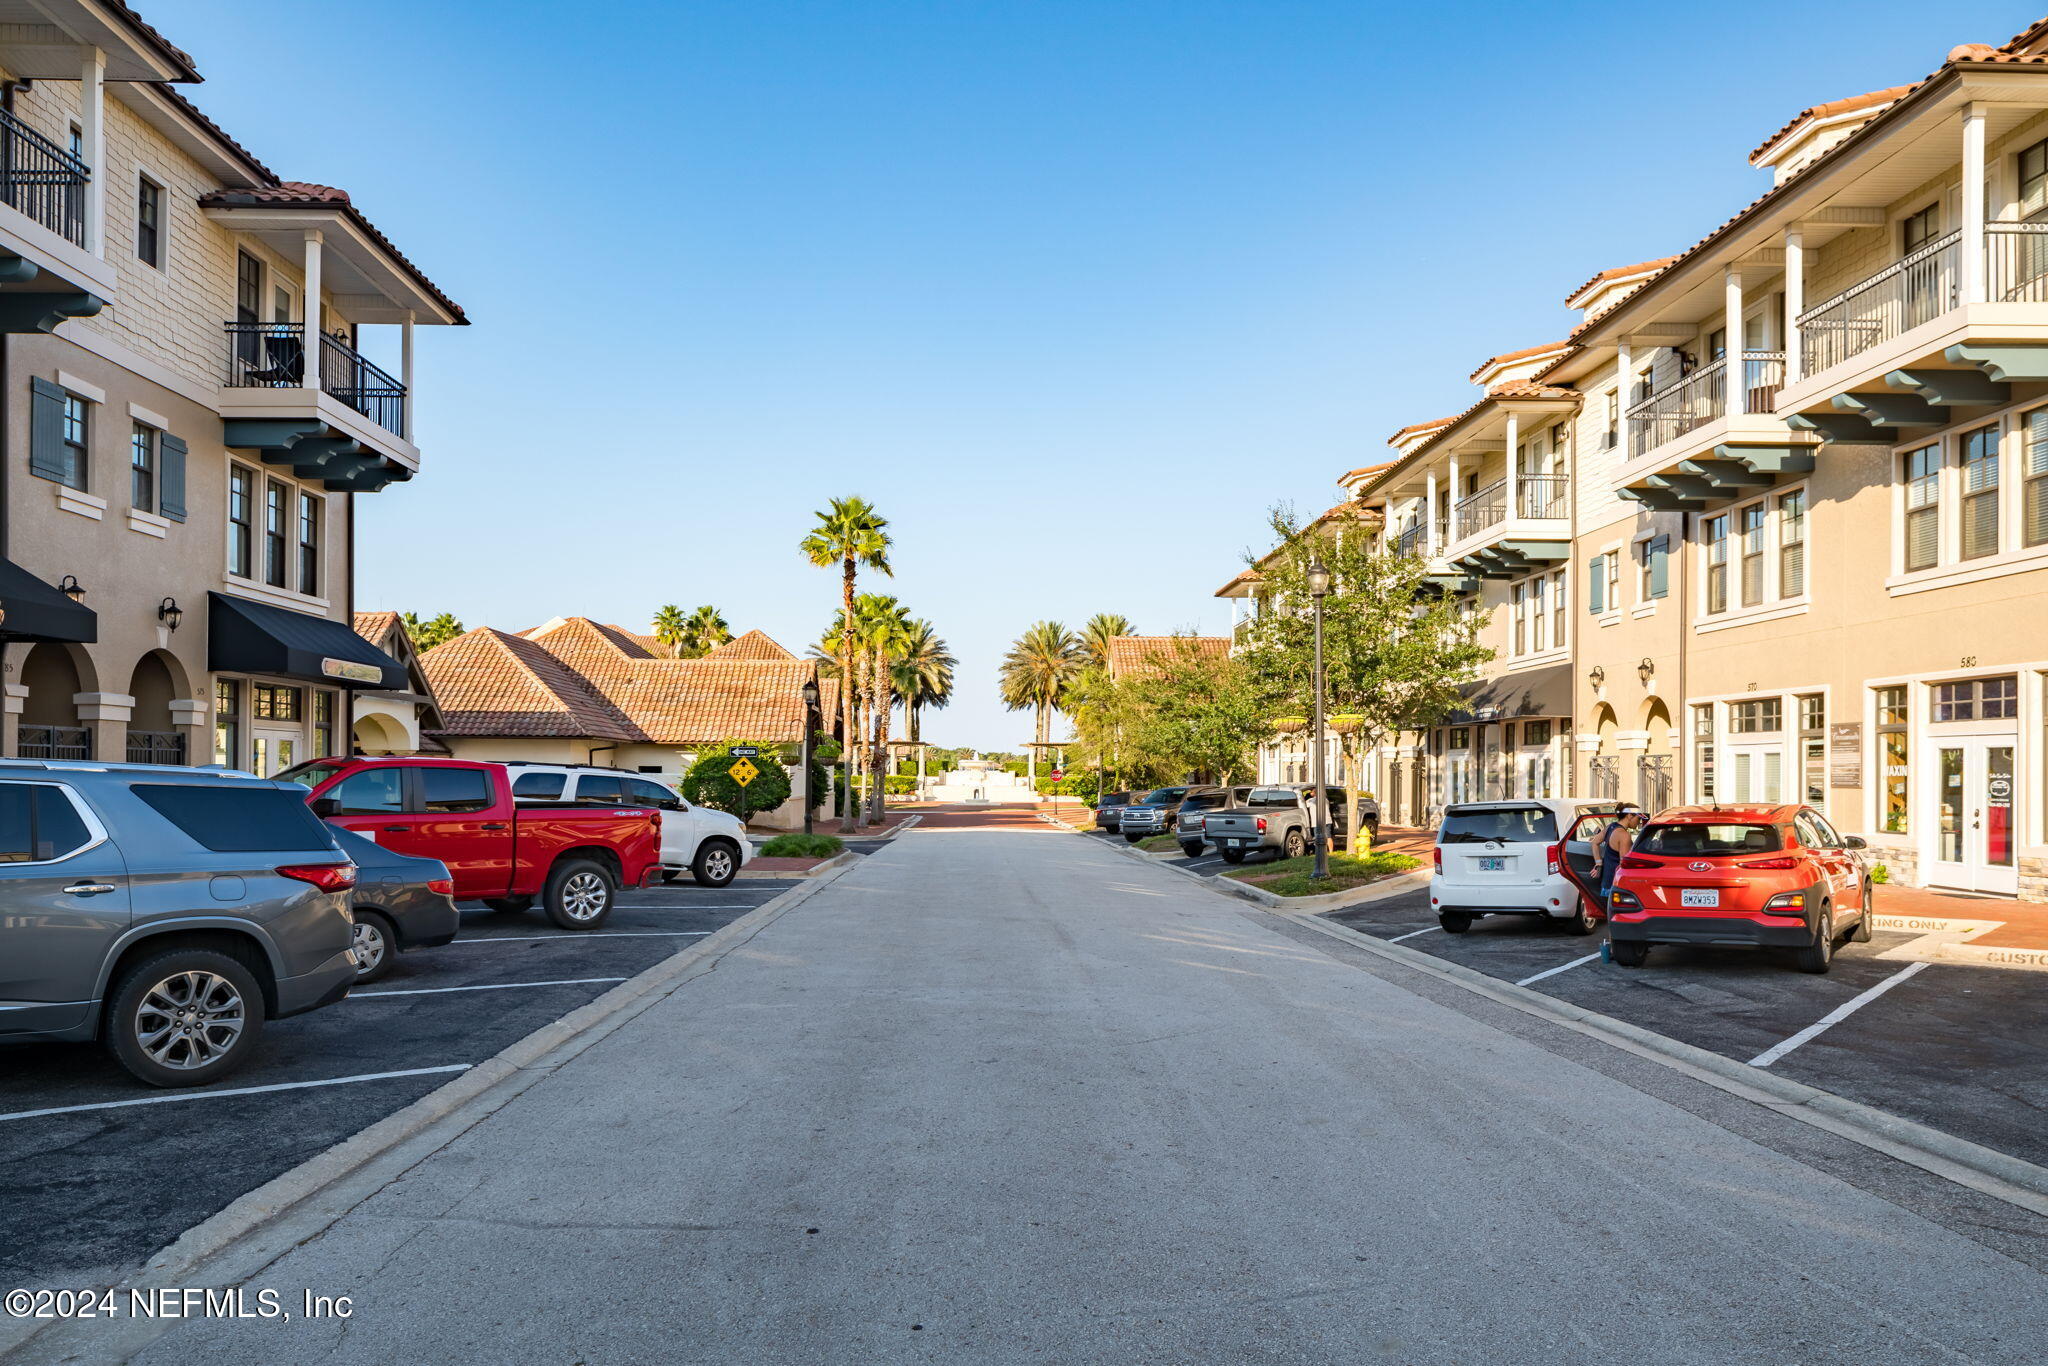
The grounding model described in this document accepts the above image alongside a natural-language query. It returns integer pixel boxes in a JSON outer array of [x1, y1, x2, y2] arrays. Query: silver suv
[[0, 760, 358, 1087]]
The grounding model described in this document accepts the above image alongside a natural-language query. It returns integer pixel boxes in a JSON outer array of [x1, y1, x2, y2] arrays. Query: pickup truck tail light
[[427, 877, 455, 897], [278, 862, 357, 893], [1256, 817, 1267, 833]]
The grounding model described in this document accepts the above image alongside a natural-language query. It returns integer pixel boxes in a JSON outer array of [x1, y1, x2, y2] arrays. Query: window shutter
[[1647, 537, 1669, 598], [28, 377, 67, 482], [159, 433, 187, 522], [1588, 555, 1604, 613]]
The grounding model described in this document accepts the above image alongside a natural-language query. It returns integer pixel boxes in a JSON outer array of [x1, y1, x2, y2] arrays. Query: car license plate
[[1477, 857, 1506, 872], [1681, 888, 1720, 908]]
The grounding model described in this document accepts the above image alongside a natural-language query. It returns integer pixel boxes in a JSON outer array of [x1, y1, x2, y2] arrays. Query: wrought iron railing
[[1393, 523, 1428, 558], [1628, 358, 1725, 458], [125, 730, 187, 765], [1453, 479, 1506, 539], [0, 108, 89, 247], [18, 725, 91, 760], [1988, 221, 2048, 302], [1516, 473, 1570, 519], [224, 323, 408, 438], [1797, 231, 1958, 378]]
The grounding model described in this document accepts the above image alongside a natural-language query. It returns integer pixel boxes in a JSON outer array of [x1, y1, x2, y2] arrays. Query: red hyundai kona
[[1602, 804, 1873, 973]]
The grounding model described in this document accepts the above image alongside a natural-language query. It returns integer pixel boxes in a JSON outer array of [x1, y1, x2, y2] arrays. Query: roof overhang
[[200, 202, 463, 325], [0, 0, 199, 82]]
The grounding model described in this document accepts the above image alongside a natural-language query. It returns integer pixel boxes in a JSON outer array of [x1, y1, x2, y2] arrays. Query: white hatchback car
[[504, 765, 753, 888], [1430, 799, 1622, 936]]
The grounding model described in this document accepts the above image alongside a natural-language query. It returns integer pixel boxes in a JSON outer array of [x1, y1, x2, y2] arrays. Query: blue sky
[[154, 0, 2039, 748]]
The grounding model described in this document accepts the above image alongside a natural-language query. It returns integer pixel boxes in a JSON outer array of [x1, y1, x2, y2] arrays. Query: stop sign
[[1050, 768, 1064, 781]]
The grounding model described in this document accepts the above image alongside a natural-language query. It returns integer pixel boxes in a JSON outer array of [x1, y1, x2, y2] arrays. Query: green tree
[[893, 619, 955, 744], [680, 604, 732, 658], [999, 621, 1082, 752], [651, 604, 689, 657], [856, 594, 915, 822], [1081, 612, 1134, 670], [404, 611, 465, 651], [1133, 638, 1267, 786], [1235, 504, 1493, 848], [800, 498, 892, 825], [682, 740, 794, 820]]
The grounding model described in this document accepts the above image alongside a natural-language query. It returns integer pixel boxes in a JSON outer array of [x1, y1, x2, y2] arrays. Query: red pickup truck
[[280, 757, 662, 931]]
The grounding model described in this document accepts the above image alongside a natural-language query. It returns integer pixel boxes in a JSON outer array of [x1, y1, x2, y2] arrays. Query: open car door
[[1556, 806, 1621, 917]]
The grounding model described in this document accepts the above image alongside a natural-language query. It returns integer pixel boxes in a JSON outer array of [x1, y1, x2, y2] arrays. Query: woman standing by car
[[1599, 806, 1646, 907]]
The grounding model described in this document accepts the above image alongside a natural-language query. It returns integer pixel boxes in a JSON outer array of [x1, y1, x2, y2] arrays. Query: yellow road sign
[[728, 757, 760, 787]]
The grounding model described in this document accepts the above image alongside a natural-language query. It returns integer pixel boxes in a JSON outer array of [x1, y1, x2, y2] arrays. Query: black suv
[[1115, 786, 1194, 844]]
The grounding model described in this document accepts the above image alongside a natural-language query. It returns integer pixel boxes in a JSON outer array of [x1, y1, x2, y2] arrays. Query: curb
[[740, 849, 858, 881], [0, 860, 859, 1366], [1097, 832, 1430, 913], [1279, 908, 2048, 1218]]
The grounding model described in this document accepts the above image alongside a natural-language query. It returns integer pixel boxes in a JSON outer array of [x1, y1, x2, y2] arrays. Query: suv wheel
[[1793, 908, 1834, 974], [351, 911, 396, 983], [1123, 830, 1145, 844], [1282, 829, 1307, 860], [1850, 883, 1874, 942], [1609, 941, 1649, 968], [544, 859, 615, 931], [693, 840, 739, 888], [1563, 897, 1600, 936], [1179, 841, 1204, 859], [105, 949, 266, 1088], [1439, 912, 1472, 934]]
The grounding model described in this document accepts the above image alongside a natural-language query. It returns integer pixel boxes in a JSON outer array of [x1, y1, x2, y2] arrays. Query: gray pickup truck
[[1203, 785, 1375, 864]]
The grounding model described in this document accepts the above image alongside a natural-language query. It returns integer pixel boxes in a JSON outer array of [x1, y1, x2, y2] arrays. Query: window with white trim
[[1704, 514, 1729, 614], [2024, 408, 2048, 547], [1777, 489, 1806, 597], [1902, 445, 1939, 571], [1960, 425, 2000, 560]]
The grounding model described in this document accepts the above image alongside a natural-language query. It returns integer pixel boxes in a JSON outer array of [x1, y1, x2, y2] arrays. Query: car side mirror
[[1843, 835, 1868, 850], [310, 797, 340, 818]]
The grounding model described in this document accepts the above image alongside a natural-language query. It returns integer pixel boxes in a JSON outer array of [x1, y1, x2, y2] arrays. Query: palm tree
[[651, 604, 689, 657], [1081, 612, 1133, 670], [801, 500, 892, 825], [857, 594, 915, 822], [893, 619, 955, 744], [1000, 621, 1082, 756], [403, 611, 466, 652], [680, 604, 732, 658]]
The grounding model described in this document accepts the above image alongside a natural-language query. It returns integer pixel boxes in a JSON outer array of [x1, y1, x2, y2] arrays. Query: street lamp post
[[801, 678, 821, 837], [1307, 559, 1332, 881]]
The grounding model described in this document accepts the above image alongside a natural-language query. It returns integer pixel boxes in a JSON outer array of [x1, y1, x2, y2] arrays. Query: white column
[[1503, 411, 1521, 519], [1784, 229, 1804, 381], [78, 47, 105, 257], [1447, 453, 1461, 541], [1424, 468, 1440, 554], [1962, 102, 1988, 304], [401, 312, 416, 436], [1724, 267, 1744, 414], [301, 231, 325, 393]]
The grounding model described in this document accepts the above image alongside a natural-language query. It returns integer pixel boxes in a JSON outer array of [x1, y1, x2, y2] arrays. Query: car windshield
[[1635, 823, 1783, 856], [1138, 788, 1187, 804], [1439, 806, 1559, 844], [1245, 788, 1298, 807], [275, 760, 346, 790]]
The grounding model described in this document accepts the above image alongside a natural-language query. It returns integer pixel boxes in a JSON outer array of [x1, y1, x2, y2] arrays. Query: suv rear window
[[1635, 823, 1783, 856], [0, 783, 92, 862], [132, 784, 336, 853], [1440, 806, 1559, 843]]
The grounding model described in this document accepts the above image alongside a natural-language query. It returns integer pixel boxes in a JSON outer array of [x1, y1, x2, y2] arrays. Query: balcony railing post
[[1504, 411, 1520, 524], [1962, 102, 1987, 306], [302, 230, 324, 395], [1724, 268, 1745, 414], [1785, 229, 1805, 380], [1425, 470, 1439, 555], [79, 46, 104, 257]]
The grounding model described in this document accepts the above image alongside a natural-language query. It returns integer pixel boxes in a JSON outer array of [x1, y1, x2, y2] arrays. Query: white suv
[[505, 765, 753, 888], [1431, 799, 1620, 936]]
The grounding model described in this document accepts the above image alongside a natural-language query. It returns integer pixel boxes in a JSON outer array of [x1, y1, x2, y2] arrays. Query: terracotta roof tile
[[1467, 340, 1571, 383], [352, 610, 400, 648], [1563, 257, 1677, 307], [1748, 85, 1915, 163], [1487, 380, 1581, 401], [1103, 635, 1229, 680], [198, 183, 467, 325], [1385, 419, 1455, 446], [105, 1, 201, 81], [422, 628, 640, 742], [705, 629, 797, 662]]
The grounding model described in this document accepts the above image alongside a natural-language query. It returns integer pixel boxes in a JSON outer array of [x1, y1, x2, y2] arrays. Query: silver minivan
[[0, 760, 358, 1087]]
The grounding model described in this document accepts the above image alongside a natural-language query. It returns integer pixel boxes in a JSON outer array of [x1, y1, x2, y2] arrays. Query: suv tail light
[[1619, 856, 1659, 869], [278, 862, 357, 892], [427, 877, 455, 897], [1741, 857, 1800, 870], [1547, 843, 1560, 877], [1432, 846, 1442, 870]]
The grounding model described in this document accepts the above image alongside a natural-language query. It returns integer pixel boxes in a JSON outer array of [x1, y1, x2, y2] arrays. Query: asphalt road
[[0, 875, 799, 1290], [103, 821, 2048, 1365]]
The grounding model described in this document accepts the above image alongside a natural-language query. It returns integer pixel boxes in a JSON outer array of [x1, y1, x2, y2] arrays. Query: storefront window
[[1876, 685, 1908, 834], [313, 690, 335, 758], [213, 679, 240, 768], [1798, 694, 1825, 805], [1693, 704, 1715, 801], [1934, 675, 2017, 722], [1729, 699, 1782, 734], [253, 684, 303, 722]]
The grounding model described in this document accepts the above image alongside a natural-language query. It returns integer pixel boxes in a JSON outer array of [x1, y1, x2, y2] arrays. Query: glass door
[[1929, 738, 2020, 894]]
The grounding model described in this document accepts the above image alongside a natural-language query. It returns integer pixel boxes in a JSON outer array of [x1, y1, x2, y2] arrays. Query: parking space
[[1324, 888, 2048, 1170], [0, 877, 797, 1289]]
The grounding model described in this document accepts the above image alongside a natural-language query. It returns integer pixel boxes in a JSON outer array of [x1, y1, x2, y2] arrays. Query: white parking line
[[1388, 926, 1439, 943], [353, 977, 628, 999], [1747, 961, 1931, 1068], [1516, 953, 1602, 987], [0, 1065, 473, 1125], [451, 931, 714, 944], [609, 904, 756, 910]]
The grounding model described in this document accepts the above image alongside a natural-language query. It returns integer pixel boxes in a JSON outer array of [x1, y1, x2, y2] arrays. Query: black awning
[[1448, 662, 1573, 725], [0, 558, 96, 643], [208, 592, 404, 690]]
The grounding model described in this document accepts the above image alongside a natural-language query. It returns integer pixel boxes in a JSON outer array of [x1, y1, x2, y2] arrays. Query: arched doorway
[[1637, 697, 1674, 812], [126, 652, 187, 764], [18, 643, 91, 759], [1587, 703, 1620, 799], [351, 709, 412, 756]]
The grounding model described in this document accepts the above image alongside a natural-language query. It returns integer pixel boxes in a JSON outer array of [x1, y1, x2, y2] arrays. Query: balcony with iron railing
[[1796, 231, 1959, 379], [1626, 352, 1786, 460], [0, 107, 88, 248], [225, 322, 408, 439]]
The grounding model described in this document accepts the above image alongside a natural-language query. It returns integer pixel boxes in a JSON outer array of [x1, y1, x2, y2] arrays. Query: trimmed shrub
[[758, 833, 844, 858], [681, 740, 793, 820]]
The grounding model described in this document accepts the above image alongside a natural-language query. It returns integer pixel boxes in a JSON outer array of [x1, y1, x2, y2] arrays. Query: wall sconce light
[[158, 598, 183, 632], [57, 575, 85, 602], [1637, 657, 1655, 684], [1588, 665, 1606, 688]]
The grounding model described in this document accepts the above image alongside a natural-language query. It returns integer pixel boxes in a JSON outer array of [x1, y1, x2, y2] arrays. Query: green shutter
[[1647, 537, 1669, 598], [28, 376, 67, 483], [159, 432, 187, 522], [1587, 555, 1604, 613]]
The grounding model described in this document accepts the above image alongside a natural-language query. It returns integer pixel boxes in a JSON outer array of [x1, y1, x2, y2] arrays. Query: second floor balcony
[[1439, 473, 1569, 580], [1626, 352, 1787, 461], [225, 322, 408, 440], [0, 108, 88, 249]]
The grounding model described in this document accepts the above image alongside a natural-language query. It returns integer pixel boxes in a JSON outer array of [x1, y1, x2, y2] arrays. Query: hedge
[[681, 740, 793, 819]]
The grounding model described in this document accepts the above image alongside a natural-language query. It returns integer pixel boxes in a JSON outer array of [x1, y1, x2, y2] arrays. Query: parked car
[[1431, 799, 1621, 936], [280, 757, 662, 931], [503, 764, 753, 888], [1202, 786, 1365, 863], [1116, 786, 1193, 843], [1595, 803, 1873, 973], [0, 760, 357, 1087], [326, 825, 459, 983], [1174, 786, 1253, 857], [1094, 791, 1137, 833]]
